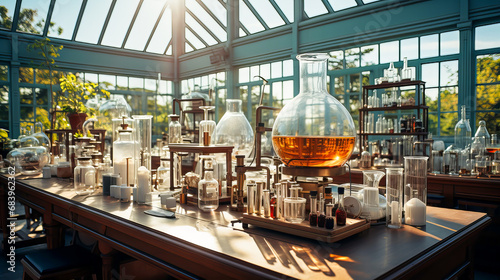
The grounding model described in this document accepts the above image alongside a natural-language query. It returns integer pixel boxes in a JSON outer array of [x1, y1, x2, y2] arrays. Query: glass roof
[[1, 0, 382, 55]]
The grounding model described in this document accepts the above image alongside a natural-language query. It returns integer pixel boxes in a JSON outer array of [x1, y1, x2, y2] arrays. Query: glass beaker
[[404, 156, 428, 205], [157, 158, 171, 192], [272, 53, 356, 167], [283, 185, 306, 223], [133, 115, 153, 171], [492, 151, 500, 174], [431, 150, 442, 174], [74, 157, 96, 195], [199, 106, 216, 146], [475, 155, 488, 177], [214, 99, 254, 158], [386, 168, 403, 228]]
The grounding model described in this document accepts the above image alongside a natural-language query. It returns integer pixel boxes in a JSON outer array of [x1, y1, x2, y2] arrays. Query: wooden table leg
[[99, 241, 117, 280], [42, 211, 64, 249]]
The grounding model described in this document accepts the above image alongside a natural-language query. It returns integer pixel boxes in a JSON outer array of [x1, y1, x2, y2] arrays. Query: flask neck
[[460, 105, 467, 121], [299, 58, 327, 94], [225, 99, 242, 113], [204, 170, 214, 180]]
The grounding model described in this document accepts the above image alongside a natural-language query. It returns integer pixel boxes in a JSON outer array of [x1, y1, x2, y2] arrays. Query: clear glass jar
[[214, 99, 254, 158], [74, 157, 96, 195], [113, 128, 138, 186], [284, 185, 306, 223], [157, 158, 171, 192], [474, 120, 490, 147], [198, 156, 219, 211], [385, 168, 403, 228], [168, 114, 182, 144], [272, 53, 356, 167]]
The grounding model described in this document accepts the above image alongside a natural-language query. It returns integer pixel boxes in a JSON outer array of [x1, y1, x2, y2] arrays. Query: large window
[[0, 64, 9, 132]]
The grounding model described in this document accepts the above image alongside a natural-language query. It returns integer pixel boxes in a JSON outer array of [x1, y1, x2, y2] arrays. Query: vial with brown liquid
[[309, 191, 318, 226], [335, 187, 347, 226]]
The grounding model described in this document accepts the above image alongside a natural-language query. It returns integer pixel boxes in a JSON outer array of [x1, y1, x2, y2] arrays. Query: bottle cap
[[324, 187, 332, 194], [310, 190, 317, 196], [338, 187, 345, 195]]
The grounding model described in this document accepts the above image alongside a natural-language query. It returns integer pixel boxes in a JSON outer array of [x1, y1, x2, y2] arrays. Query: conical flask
[[272, 53, 356, 167]]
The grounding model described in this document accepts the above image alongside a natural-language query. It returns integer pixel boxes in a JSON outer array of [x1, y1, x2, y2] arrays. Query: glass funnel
[[272, 53, 356, 167], [214, 99, 254, 158], [199, 106, 216, 146]]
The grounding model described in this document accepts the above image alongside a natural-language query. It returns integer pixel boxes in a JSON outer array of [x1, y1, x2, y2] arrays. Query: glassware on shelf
[[199, 106, 216, 146], [74, 156, 96, 195], [458, 147, 471, 175], [113, 119, 138, 186], [32, 122, 51, 151], [454, 105, 472, 150], [404, 156, 428, 205], [475, 120, 490, 147], [214, 99, 254, 158], [475, 155, 488, 177], [442, 146, 459, 175], [360, 149, 372, 169], [487, 134, 499, 154], [470, 136, 485, 162], [401, 57, 415, 81], [7, 145, 49, 175], [272, 53, 356, 167], [386, 168, 403, 228], [283, 184, 305, 223], [198, 155, 219, 212], [168, 114, 182, 144]]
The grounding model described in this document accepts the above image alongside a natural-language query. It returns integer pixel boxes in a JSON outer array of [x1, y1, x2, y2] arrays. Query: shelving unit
[[359, 80, 428, 154]]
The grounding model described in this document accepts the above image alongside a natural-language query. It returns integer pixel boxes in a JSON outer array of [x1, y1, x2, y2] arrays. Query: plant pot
[[68, 113, 87, 132]]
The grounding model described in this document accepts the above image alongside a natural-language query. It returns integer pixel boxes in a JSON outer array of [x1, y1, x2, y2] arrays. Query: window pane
[[420, 34, 438, 58], [84, 73, 98, 84], [0, 65, 7, 81], [17, 0, 51, 34], [250, 66, 259, 80], [21, 106, 34, 121], [345, 48, 359, 68], [350, 74, 360, 93], [239, 0, 264, 33], [75, 0, 112, 44], [380, 41, 399, 63], [426, 88, 438, 113], [328, 0, 357, 11], [440, 87, 458, 112], [476, 85, 500, 111], [0, 0, 16, 29], [125, 0, 167, 51], [260, 64, 270, 80], [129, 77, 143, 91], [200, 0, 226, 26], [401, 37, 418, 60], [247, 0, 285, 28], [35, 88, 48, 105], [334, 76, 344, 95], [216, 72, 225, 87], [283, 60, 293, 77], [185, 28, 206, 49], [440, 60, 458, 87], [428, 113, 438, 136], [475, 23, 500, 50], [101, 0, 140, 48], [239, 67, 249, 83], [19, 68, 34, 83], [48, 0, 82, 39], [146, 6, 172, 54], [329, 50, 344, 70], [422, 63, 439, 87], [20, 88, 33, 104], [361, 45, 378, 66], [274, 0, 294, 23], [271, 61, 282, 79], [0, 86, 8, 123], [185, 13, 217, 46], [440, 31, 459, 55], [304, 0, 328, 18], [99, 74, 116, 90], [187, 0, 226, 41], [283, 80, 294, 103], [440, 112, 458, 136], [477, 54, 500, 84], [117, 76, 128, 90]]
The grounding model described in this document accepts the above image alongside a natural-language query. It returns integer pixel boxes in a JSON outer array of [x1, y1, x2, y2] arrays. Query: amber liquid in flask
[[272, 136, 356, 167]]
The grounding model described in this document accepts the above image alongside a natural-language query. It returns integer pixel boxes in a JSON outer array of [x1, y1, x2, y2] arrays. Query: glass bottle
[[318, 194, 326, 227], [214, 99, 254, 158], [402, 57, 412, 80], [272, 53, 356, 167], [74, 157, 96, 195], [168, 114, 182, 144], [470, 137, 485, 161], [309, 191, 318, 226], [157, 158, 171, 192], [454, 105, 472, 150], [475, 120, 490, 147], [335, 187, 347, 226], [325, 203, 334, 230], [199, 106, 216, 146], [270, 189, 277, 218], [198, 156, 219, 212]]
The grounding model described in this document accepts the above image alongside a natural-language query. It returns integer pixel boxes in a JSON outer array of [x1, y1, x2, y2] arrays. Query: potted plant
[[58, 73, 110, 131]]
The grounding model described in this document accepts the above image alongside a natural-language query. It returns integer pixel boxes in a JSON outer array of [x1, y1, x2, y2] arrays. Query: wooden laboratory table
[[0, 174, 491, 280]]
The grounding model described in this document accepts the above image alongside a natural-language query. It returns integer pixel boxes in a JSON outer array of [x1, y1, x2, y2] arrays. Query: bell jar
[[272, 53, 356, 167]]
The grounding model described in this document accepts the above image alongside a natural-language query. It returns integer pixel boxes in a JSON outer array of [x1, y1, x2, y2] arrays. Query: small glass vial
[[263, 189, 271, 218], [168, 114, 182, 144], [74, 157, 96, 195], [335, 187, 347, 226], [309, 191, 318, 226], [157, 158, 171, 192], [318, 194, 326, 227], [198, 156, 219, 212], [270, 189, 277, 218], [325, 203, 334, 230]]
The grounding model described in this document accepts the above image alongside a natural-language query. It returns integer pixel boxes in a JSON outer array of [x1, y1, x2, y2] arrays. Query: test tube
[[263, 189, 270, 217], [256, 181, 265, 215], [275, 183, 282, 219], [247, 183, 256, 214]]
